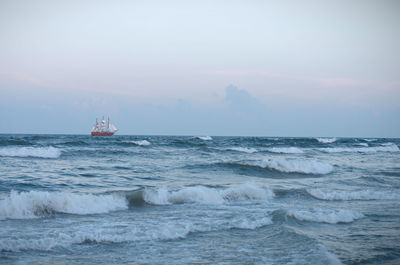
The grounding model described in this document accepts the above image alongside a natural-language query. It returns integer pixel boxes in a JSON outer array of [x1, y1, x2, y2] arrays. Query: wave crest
[[287, 208, 364, 224], [0, 146, 61, 158], [307, 188, 400, 201], [143, 183, 274, 205], [0, 191, 128, 220], [130, 140, 151, 146], [249, 158, 333, 174], [227, 147, 257, 153], [0, 215, 273, 252], [267, 147, 304, 154], [318, 144, 399, 153], [196, 136, 212, 141], [316, 137, 337, 144]]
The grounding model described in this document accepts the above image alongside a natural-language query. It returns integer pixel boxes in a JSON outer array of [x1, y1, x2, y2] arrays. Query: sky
[[0, 0, 399, 137]]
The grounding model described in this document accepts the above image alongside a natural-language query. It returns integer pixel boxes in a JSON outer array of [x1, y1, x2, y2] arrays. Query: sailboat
[[91, 117, 118, 136]]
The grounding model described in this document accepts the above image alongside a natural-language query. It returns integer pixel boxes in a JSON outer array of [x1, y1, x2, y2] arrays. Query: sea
[[0, 134, 399, 265]]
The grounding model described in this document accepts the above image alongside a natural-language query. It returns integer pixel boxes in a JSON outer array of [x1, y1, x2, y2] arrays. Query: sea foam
[[0, 214, 273, 252], [251, 158, 333, 174], [227, 147, 258, 153], [143, 182, 274, 205], [316, 138, 337, 144], [196, 136, 213, 141], [131, 140, 151, 146], [318, 144, 399, 153], [287, 208, 364, 224], [0, 146, 61, 158], [307, 188, 400, 201], [0, 191, 128, 220], [266, 147, 304, 154]]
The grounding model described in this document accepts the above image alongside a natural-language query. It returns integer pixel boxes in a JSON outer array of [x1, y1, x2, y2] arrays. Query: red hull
[[91, 131, 115, 136]]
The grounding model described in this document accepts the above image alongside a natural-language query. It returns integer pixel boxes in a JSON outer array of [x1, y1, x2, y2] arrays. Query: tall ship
[[91, 117, 118, 136]]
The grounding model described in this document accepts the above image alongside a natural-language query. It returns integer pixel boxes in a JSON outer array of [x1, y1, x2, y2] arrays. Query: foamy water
[[226, 147, 258, 153], [287, 208, 364, 224], [0, 146, 61, 158], [316, 137, 337, 144], [0, 190, 128, 219], [130, 140, 151, 146], [249, 158, 333, 174], [266, 147, 304, 154]]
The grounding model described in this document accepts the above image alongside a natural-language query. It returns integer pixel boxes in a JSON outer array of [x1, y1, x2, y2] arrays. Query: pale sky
[[1, 0, 399, 137]]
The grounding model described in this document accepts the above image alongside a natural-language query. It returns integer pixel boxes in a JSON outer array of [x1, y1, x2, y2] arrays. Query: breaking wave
[[318, 143, 399, 153], [0, 146, 61, 158], [196, 136, 212, 141], [0, 214, 273, 252], [226, 147, 258, 153], [266, 147, 304, 154], [130, 140, 151, 146], [287, 208, 364, 224], [316, 138, 337, 144], [248, 158, 333, 174], [307, 188, 400, 201], [0, 191, 128, 220], [143, 182, 274, 205]]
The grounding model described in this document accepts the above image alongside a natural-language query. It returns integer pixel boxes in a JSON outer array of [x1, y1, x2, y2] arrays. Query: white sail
[[92, 116, 117, 135]]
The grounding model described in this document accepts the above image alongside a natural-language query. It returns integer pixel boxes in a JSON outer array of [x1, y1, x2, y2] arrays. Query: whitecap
[[287, 208, 364, 224], [143, 182, 274, 205], [0, 146, 61, 158], [196, 136, 212, 141], [131, 140, 151, 146], [318, 144, 399, 153], [250, 158, 333, 174], [0, 214, 273, 252], [307, 188, 400, 201], [316, 137, 337, 144], [381, 142, 395, 146], [266, 147, 304, 154], [226, 147, 258, 153], [0, 190, 128, 220]]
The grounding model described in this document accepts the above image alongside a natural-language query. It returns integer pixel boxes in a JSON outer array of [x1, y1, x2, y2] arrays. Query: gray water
[[0, 135, 399, 264]]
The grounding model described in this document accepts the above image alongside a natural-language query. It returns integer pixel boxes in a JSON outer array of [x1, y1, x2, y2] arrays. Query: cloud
[[225, 84, 263, 114]]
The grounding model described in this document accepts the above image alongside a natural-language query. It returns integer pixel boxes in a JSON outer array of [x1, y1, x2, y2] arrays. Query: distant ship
[[91, 117, 118, 136]]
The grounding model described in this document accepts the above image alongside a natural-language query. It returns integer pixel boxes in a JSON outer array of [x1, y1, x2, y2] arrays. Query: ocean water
[[0, 135, 399, 265]]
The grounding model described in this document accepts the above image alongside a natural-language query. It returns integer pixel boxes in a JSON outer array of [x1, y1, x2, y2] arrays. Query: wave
[[356, 143, 368, 147], [0, 213, 273, 252], [0, 138, 31, 146], [59, 140, 89, 146], [196, 136, 212, 141], [381, 142, 395, 146], [143, 182, 274, 205], [287, 208, 364, 224], [130, 140, 151, 146], [0, 146, 61, 158], [266, 147, 304, 154], [247, 158, 333, 174], [0, 223, 193, 252], [316, 137, 337, 144], [226, 147, 258, 153], [307, 188, 400, 201], [0, 191, 128, 220], [318, 144, 399, 153]]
